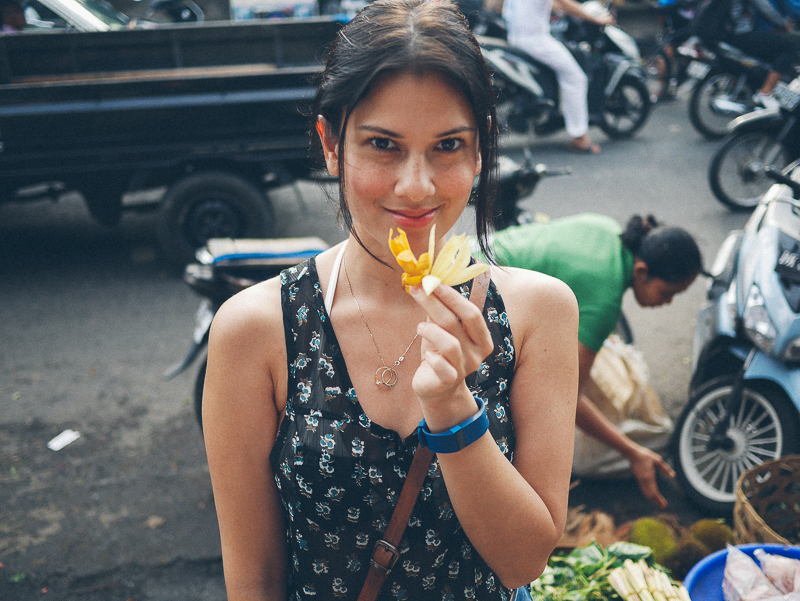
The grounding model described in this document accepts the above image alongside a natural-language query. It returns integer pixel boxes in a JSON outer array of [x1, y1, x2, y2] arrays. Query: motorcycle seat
[[203, 236, 330, 267]]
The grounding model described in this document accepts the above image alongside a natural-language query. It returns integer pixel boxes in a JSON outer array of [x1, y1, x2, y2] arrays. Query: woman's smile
[[386, 207, 440, 230]]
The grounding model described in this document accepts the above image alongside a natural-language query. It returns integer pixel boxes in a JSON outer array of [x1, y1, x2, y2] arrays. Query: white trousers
[[508, 33, 589, 138]]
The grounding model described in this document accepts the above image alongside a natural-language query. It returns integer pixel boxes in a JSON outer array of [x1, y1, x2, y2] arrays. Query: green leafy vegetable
[[530, 541, 669, 601]]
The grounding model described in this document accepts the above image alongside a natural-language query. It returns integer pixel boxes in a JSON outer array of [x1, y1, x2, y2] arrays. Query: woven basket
[[733, 455, 800, 545]]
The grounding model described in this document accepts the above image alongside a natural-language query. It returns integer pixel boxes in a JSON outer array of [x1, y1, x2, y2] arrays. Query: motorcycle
[[166, 154, 572, 430], [687, 41, 782, 140], [478, 1, 651, 141], [671, 164, 800, 515], [709, 75, 800, 211]]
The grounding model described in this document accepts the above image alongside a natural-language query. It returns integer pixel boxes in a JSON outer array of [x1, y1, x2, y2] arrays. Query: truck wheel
[[670, 376, 800, 516], [157, 172, 274, 265]]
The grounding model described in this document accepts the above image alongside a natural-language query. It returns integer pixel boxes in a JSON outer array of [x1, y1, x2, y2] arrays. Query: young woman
[[202, 1, 579, 599], [491, 213, 704, 510]]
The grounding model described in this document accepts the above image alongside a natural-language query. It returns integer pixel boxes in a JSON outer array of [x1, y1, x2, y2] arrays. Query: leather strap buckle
[[370, 539, 400, 575]]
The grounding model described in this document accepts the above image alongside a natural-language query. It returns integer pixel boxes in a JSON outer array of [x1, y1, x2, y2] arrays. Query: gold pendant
[[375, 366, 398, 388]]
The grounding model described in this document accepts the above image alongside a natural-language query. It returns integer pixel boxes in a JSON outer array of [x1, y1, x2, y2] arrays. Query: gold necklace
[[343, 257, 419, 388]]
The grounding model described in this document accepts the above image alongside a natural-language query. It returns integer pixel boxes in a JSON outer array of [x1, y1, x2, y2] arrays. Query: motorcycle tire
[[599, 74, 651, 139], [689, 71, 754, 140], [157, 171, 274, 266], [671, 375, 800, 516], [194, 357, 207, 434], [709, 131, 791, 211]]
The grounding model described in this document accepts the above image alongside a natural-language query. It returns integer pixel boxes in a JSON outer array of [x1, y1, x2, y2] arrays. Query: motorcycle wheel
[[709, 131, 791, 211], [157, 171, 274, 266], [671, 376, 800, 515], [194, 358, 207, 434], [599, 75, 651, 139], [689, 72, 753, 140]]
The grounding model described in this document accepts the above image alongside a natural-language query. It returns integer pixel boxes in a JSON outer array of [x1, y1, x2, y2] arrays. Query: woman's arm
[[552, 0, 615, 25], [203, 280, 288, 601], [410, 268, 579, 588], [574, 342, 675, 509]]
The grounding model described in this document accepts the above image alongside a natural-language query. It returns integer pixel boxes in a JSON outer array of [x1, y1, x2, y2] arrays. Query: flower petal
[[421, 275, 442, 296], [441, 262, 488, 287]]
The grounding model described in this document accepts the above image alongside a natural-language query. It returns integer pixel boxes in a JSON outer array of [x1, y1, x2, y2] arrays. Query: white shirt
[[502, 0, 555, 37]]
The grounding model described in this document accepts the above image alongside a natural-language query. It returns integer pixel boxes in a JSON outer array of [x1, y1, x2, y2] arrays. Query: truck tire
[[157, 172, 274, 265]]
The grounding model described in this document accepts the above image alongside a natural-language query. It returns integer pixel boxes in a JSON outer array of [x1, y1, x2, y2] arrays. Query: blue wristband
[[417, 398, 489, 454]]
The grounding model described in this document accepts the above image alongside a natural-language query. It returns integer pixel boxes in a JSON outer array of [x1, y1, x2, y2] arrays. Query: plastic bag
[[755, 549, 800, 595], [572, 336, 673, 477], [723, 545, 800, 601]]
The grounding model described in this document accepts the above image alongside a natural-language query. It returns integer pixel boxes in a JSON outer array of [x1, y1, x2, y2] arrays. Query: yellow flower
[[389, 227, 433, 292], [389, 225, 487, 295]]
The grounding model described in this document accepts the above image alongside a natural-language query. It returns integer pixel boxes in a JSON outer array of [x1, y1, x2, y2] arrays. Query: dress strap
[[325, 241, 347, 316]]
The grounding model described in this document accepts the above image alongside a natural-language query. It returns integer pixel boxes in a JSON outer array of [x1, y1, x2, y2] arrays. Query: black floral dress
[[270, 258, 518, 601]]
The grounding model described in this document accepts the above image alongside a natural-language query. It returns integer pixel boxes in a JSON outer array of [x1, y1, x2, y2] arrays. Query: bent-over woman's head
[[621, 214, 704, 307], [311, 0, 499, 259]]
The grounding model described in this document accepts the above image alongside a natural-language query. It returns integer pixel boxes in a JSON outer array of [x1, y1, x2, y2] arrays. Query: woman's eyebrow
[[358, 125, 476, 137]]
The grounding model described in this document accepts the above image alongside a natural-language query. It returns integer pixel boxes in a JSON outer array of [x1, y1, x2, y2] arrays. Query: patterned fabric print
[[271, 259, 518, 601]]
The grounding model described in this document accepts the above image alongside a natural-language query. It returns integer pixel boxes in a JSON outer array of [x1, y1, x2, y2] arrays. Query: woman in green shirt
[[492, 213, 704, 509]]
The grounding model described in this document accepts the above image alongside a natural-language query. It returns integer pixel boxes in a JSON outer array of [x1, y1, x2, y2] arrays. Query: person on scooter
[[502, 0, 614, 153], [695, 0, 800, 108], [490, 213, 704, 509]]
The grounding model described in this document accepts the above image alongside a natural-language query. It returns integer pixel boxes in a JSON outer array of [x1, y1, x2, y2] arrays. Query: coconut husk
[[558, 505, 621, 548]]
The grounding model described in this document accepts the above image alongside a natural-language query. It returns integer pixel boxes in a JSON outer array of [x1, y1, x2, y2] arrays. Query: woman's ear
[[474, 151, 482, 176], [316, 116, 339, 176], [632, 259, 649, 282]]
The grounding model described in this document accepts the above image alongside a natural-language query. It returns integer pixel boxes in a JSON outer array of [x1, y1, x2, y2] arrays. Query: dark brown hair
[[621, 214, 704, 282], [311, 0, 498, 262]]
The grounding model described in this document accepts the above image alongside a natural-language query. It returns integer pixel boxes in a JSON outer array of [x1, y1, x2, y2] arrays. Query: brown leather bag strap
[[357, 269, 491, 601]]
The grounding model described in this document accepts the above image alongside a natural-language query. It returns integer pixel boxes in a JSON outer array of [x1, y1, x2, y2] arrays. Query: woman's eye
[[370, 137, 396, 151], [437, 138, 463, 152]]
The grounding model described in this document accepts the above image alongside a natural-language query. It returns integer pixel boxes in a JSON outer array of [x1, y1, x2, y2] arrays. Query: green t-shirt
[[490, 213, 634, 352]]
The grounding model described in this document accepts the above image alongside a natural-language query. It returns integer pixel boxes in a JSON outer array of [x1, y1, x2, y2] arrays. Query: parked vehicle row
[[672, 164, 800, 514]]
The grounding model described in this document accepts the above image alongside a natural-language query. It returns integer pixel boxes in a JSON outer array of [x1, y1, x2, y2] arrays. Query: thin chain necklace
[[343, 257, 419, 388]]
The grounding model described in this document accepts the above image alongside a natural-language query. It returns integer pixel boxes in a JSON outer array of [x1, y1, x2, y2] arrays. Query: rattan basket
[[733, 455, 800, 545]]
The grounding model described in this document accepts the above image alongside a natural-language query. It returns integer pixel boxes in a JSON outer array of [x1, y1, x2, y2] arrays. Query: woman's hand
[[627, 444, 676, 510], [408, 284, 494, 426]]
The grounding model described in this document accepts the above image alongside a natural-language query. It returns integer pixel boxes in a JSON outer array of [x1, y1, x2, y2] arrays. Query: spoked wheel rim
[[678, 384, 784, 505], [695, 74, 749, 138], [713, 133, 790, 209], [602, 80, 648, 137]]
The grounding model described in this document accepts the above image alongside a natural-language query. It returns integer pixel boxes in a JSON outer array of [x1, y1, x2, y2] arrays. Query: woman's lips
[[387, 208, 438, 229]]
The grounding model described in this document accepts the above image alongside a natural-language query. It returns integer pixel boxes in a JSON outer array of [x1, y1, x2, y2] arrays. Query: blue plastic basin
[[683, 543, 800, 601]]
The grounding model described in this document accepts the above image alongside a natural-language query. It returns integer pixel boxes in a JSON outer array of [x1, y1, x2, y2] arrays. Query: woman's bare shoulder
[[491, 265, 577, 310], [490, 265, 578, 343], [211, 276, 284, 345]]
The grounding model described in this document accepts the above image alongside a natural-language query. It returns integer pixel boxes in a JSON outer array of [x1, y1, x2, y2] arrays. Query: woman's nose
[[394, 153, 435, 203]]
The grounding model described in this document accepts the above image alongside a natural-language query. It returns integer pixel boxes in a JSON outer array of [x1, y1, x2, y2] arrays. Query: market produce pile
[[529, 541, 691, 600]]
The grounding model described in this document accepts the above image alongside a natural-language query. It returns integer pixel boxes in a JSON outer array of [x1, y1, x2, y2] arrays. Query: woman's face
[[320, 71, 482, 258], [631, 261, 697, 307]]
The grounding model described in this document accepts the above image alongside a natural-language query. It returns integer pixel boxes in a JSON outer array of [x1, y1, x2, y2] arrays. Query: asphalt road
[[0, 52, 754, 600]]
